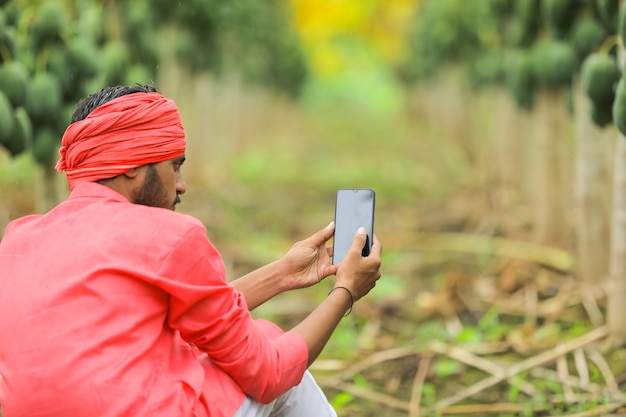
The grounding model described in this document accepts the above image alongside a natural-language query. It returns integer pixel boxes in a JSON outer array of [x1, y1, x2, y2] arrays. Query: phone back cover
[[332, 188, 375, 265]]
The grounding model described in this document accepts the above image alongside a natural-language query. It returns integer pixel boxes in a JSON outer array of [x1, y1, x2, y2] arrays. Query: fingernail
[[327, 221, 334, 229], [357, 227, 366, 234]]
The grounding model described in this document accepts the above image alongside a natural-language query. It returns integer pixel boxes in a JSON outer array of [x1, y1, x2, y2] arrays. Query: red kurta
[[0, 182, 308, 417]]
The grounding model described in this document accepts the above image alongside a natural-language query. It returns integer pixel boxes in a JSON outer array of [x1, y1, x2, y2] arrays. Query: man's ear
[[123, 167, 141, 179]]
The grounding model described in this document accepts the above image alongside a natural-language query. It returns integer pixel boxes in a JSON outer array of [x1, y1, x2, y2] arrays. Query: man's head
[[56, 84, 187, 210], [70, 84, 158, 123]]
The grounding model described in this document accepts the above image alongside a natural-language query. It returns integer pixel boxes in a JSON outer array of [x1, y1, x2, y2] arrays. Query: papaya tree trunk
[[491, 87, 533, 216], [573, 81, 613, 284], [607, 14, 626, 344], [529, 90, 572, 247], [608, 131, 626, 343]]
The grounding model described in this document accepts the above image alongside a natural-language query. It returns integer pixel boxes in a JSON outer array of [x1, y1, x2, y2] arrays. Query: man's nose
[[176, 177, 187, 195]]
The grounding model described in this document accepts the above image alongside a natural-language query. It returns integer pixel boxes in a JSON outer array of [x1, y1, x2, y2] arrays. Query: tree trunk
[[490, 88, 535, 227], [608, 131, 626, 343], [529, 90, 573, 247], [573, 81, 614, 284], [607, 14, 626, 345]]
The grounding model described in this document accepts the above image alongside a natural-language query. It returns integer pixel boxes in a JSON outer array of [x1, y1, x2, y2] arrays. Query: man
[[0, 84, 382, 417]]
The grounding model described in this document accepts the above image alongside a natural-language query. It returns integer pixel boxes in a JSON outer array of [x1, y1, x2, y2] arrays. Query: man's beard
[[133, 165, 180, 210]]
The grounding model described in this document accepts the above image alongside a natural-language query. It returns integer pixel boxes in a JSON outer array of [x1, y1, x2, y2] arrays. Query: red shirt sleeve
[[153, 223, 308, 403]]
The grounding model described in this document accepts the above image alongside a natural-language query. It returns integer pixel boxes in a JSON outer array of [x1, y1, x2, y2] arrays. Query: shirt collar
[[68, 181, 131, 204]]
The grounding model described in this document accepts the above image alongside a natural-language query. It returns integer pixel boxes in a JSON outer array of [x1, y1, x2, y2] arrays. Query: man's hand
[[281, 222, 339, 291]]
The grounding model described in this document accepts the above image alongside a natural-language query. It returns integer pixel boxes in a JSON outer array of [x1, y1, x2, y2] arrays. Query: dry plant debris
[[311, 234, 626, 416]]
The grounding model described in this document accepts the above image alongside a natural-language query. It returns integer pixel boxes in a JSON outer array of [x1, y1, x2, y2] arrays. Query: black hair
[[70, 84, 158, 123]]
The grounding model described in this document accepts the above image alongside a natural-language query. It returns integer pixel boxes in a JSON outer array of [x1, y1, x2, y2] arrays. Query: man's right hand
[[334, 227, 382, 302]]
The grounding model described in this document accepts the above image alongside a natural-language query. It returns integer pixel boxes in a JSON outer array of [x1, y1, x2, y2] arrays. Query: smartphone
[[332, 188, 376, 265]]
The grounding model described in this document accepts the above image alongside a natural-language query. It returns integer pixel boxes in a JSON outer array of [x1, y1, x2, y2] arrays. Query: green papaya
[[572, 17, 606, 61], [25, 72, 62, 123], [507, 50, 535, 110], [543, 0, 577, 39], [467, 52, 505, 89], [29, 1, 67, 48], [0, 90, 14, 144], [532, 40, 577, 89], [6, 107, 31, 156], [0, 61, 29, 107], [32, 128, 59, 165], [3, 1, 18, 26], [67, 38, 100, 79], [590, 100, 613, 128], [612, 77, 626, 135], [0, 26, 16, 63], [512, 0, 540, 47], [581, 53, 620, 103]]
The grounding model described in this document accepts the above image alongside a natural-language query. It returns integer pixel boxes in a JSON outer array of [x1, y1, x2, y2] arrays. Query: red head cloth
[[55, 92, 186, 190]]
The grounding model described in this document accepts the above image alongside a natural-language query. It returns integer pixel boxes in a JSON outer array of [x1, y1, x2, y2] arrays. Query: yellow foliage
[[289, 0, 419, 76]]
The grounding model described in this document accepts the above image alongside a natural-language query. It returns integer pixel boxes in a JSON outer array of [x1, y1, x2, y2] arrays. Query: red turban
[[55, 92, 186, 190]]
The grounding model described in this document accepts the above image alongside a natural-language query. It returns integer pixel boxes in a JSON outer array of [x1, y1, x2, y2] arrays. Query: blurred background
[[2, 0, 626, 415]]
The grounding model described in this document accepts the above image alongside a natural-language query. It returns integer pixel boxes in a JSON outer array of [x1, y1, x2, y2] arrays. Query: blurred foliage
[[398, 0, 621, 127], [153, 0, 308, 98], [2, 0, 626, 163], [0, 0, 162, 166], [0, 0, 311, 166], [399, 0, 500, 84]]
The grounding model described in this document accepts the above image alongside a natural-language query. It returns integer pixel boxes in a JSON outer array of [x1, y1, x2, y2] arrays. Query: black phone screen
[[332, 188, 375, 265]]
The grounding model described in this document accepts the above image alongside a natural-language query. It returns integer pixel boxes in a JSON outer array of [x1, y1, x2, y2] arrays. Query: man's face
[[132, 155, 186, 211]]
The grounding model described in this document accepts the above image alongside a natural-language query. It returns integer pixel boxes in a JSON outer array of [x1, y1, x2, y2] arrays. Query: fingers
[[321, 263, 339, 278], [370, 234, 382, 257]]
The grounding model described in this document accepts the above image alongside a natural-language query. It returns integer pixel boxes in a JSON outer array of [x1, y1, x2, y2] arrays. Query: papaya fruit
[[0, 61, 29, 108], [29, 1, 67, 48], [590, 100, 613, 128], [581, 53, 620, 103], [32, 128, 59, 166], [67, 37, 100, 79], [543, 0, 577, 39], [532, 40, 577, 89], [0, 26, 16, 64], [612, 77, 626, 135], [5, 107, 31, 156], [507, 50, 535, 110], [467, 52, 504, 89], [0, 90, 14, 144], [572, 17, 606, 61], [25, 72, 62, 123], [510, 0, 540, 47]]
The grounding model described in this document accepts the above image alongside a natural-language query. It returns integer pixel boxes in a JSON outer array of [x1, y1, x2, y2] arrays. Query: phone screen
[[332, 188, 375, 265]]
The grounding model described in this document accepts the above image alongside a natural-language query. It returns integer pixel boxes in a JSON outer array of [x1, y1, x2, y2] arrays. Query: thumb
[[348, 227, 368, 255], [308, 221, 335, 247]]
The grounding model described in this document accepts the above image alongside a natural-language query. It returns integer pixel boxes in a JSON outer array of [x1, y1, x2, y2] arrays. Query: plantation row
[[0, 0, 305, 166], [2, 0, 626, 166]]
